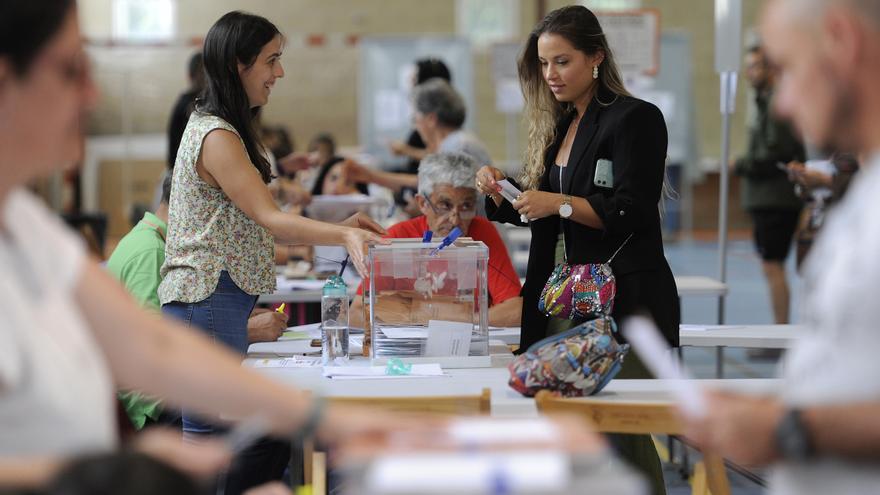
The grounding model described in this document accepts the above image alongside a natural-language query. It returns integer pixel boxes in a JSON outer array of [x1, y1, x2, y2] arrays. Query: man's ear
[[415, 194, 427, 212]]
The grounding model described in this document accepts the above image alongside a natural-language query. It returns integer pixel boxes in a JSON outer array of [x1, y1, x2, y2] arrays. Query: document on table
[[623, 316, 707, 418], [275, 276, 326, 291], [679, 324, 744, 332], [425, 320, 472, 357], [322, 363, 445, 380], [279, 323, 321, 341], [448, 418, 560, 445], [279, 323, 364, 341], [252, 356, 321, 368], [366, 451, 570, 493]]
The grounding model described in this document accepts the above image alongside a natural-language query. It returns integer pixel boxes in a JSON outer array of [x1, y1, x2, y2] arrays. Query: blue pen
[[422, 230, 433, 242], [430, 227, 462, 256]]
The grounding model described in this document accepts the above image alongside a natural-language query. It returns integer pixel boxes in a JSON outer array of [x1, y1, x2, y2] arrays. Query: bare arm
[[804, 402, 880, 460], [565, 195, 604, 229], [685, 391, 880, 466], [0, 458, 62, 488], [341, 159, 418, 192], [75, 259, 314, 434], [488, 297, 522, 327], [199, 130, 383, 276], [389, 140, 429, 162]]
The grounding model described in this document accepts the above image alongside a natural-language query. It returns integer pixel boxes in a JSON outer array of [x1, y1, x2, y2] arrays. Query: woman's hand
[[342, 227, 388, 277], [340, 159, 374, 184], [388, 140, 409, 156], [278, 151, 318, 174], [513, 190, 562, 221], [475, 165, 506, 206], [339, 211, 387, 236], [132, 428, 232, 481]]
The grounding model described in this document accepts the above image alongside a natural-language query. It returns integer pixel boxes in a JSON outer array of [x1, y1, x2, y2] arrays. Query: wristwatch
[[559, 194, 573, 218], [774, 408, 814, 460]]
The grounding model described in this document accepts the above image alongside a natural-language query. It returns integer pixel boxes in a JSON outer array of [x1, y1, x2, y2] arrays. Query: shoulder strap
[[605, 233, 633, 264]]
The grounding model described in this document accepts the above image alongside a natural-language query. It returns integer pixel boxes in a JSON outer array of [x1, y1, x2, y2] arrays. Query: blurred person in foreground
[[0, 0, 409, 490], [685, 1, 880, 494]]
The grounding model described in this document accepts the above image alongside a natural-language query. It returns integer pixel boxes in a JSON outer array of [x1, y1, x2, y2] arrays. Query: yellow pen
[[276, 303, 286, 313]]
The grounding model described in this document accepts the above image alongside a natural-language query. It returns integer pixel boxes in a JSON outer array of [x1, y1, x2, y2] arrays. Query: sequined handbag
[[538, 234, 632, 320], [508, 317, 629, 397]]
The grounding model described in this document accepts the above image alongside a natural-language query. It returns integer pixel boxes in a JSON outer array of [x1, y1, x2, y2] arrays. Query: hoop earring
[[593, 65, 599, 79]]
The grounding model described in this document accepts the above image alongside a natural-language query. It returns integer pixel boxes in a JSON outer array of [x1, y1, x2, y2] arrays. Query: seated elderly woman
[[349, 152, 522, 328]]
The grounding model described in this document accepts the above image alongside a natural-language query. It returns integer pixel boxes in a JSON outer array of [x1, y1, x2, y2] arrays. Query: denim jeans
[[162, 270, 256, 435], [162, 271, 290, 494]]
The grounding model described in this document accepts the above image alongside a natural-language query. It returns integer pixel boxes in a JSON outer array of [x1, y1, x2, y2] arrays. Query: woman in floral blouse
[[157, 10, 385, 453]]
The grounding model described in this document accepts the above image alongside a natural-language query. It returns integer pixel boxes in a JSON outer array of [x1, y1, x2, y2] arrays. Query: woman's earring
[[593, 65, 599, 79]]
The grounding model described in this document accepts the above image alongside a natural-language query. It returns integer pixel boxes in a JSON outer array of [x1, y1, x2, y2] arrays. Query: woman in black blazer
[[477, 6, 677, 494], [477, 6, 679, 352]]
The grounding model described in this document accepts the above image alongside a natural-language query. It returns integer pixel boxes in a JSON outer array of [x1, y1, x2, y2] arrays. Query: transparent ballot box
[[367, 239, 490, 368]]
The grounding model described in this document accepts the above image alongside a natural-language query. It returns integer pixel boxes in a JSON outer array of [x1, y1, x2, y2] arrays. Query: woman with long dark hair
[[476, 6, 678, 494], [155, 16, 390, 488], [159, 9, 383, 407]]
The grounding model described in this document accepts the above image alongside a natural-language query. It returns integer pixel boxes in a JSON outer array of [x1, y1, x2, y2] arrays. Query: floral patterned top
[[158, 112, 275, 304]]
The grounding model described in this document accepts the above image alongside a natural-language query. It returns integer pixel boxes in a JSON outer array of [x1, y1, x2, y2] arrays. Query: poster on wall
[[596, 9, 660, 76]]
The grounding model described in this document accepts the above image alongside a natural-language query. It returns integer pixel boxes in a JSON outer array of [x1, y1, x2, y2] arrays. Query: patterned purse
[[508, 317, 629, 397], [538, 234, 632, 320]]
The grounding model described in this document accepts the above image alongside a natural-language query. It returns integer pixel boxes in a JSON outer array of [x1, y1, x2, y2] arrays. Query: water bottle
[[321, 274, 349, 365]]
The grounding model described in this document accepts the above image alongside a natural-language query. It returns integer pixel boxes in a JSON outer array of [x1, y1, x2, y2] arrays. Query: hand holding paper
[[622, 316, 707, 419], [497, 179, 529, 223]]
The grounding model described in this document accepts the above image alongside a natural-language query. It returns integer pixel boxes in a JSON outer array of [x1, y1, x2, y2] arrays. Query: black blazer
[[487, 90, 680, 350]]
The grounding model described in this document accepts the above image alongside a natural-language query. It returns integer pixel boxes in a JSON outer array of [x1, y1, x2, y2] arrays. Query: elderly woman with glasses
[[349, 152, 523, 328]]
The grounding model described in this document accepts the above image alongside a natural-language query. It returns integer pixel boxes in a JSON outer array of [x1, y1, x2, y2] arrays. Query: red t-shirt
[[356, 216, 521, 306]]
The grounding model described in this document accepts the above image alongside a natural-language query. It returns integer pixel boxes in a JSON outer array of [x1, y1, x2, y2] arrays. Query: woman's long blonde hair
[[518, 5, 631, 190]]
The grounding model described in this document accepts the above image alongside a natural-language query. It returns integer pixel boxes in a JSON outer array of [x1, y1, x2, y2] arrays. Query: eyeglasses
[[422, 194, 476, 220]]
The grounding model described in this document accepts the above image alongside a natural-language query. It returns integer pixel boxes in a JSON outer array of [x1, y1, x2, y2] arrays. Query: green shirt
[[734, 90, 805, 211], [107, 212, 167, 310], [106, 212, 167, 429]]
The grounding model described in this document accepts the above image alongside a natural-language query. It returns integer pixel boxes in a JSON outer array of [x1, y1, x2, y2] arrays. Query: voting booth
[[366, 239, 490, 368]]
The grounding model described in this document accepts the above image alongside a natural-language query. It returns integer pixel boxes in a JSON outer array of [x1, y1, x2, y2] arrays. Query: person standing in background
[[733, 42, 805, 330], [389, 57, 452, 171]]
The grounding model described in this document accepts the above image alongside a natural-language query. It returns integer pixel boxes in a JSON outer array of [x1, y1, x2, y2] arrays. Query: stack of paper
[[366, 451, 570, 493]]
